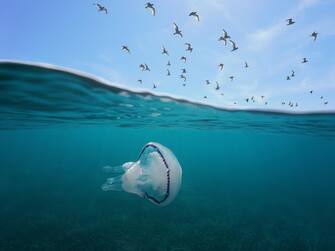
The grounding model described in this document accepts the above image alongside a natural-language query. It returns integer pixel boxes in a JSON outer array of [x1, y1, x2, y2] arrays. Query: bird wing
[[150, 7, 156, 16], [229, 40, 236, 47]]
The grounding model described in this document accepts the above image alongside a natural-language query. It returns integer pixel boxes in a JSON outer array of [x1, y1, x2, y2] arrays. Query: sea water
[[0, 62, 335, 251]]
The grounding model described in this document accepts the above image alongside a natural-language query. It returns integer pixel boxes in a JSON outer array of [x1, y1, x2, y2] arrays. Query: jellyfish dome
[[102, 142, 182, 207]]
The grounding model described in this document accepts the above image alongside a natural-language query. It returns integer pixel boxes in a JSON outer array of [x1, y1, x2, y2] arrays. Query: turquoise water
[[1, 62, 335, 251]]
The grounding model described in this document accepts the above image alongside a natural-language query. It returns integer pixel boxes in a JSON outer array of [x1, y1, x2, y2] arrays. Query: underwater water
[[1, 62, 335, 251]]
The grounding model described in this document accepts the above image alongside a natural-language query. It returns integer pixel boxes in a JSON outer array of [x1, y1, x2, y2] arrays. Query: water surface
[[0, 62, 335, 251]]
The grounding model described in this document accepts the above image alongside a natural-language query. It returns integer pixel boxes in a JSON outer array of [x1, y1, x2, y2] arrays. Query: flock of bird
[[93, 2, 329, 108]]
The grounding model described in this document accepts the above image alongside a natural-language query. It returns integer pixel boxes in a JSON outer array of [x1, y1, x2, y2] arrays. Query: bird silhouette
[[173, 22, 183, 37], [121, 45, 130, 54], [180, 74, 187, 82], [93, 3, 107, 14], [185, 43, 193, 53], [310, 31, 318, 41], [162, 46, 169, 56], [286, 18, 295, 25], [189, 12, 200, 22], [139, 64, 146, 71], [229, 40, 238, 51], [145, 2, 156, 16]]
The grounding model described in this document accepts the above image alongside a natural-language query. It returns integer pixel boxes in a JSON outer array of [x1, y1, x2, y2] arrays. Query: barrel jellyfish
[[102, 142, 182, 207]]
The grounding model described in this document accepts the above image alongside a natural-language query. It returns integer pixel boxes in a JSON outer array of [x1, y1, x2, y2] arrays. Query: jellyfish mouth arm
[[102, 162, 135, 175], [101, 176, 124, 192]]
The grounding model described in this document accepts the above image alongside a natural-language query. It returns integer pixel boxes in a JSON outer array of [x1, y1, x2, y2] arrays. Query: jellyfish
[[102, 142, 182, 207]]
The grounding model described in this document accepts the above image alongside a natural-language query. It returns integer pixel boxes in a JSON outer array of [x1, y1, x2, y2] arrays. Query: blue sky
[[1, 0, 335, 111]]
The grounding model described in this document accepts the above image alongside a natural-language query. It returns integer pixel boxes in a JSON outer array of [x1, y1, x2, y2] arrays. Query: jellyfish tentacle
[[101, 175, 124, 191]]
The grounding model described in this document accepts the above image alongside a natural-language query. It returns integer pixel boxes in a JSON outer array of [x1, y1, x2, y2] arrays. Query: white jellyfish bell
[[102, 142, 182, 207]]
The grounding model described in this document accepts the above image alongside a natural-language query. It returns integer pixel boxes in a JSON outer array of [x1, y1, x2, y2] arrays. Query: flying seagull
[[173, 22, 183, 37], [137, 79, 143, 84], [121, 45, 130, 54], [162, 46, 169, 56], [189, 12, 200, 22], [310, 31, 318, 41], [145, 2, 156, 16], [229, 40, 238, 51], [286, 76, 291, 81], [180, 56, 187, 63], [167, 61, 171, 67], [291, 70, 295, 77], [245, 62, 249, 68], [93, 3, 108, 14], [286, 18, 295, 25], [139, 64, 146, 71], [310, 90, 314, 94], [218, 63, 224, 71], [302, 58, 308, 63], [185, 43, 193, 53], [205, 80, 211, 85], [230, 76, 234, 81], [180, 74, 187, 82], [153, 83, 157, 89], [167, 69, 171, 76], [181, 68, 187, 74]]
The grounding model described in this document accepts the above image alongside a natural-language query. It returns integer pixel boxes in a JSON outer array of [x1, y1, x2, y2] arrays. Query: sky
[[1, 0, 335, 112]]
